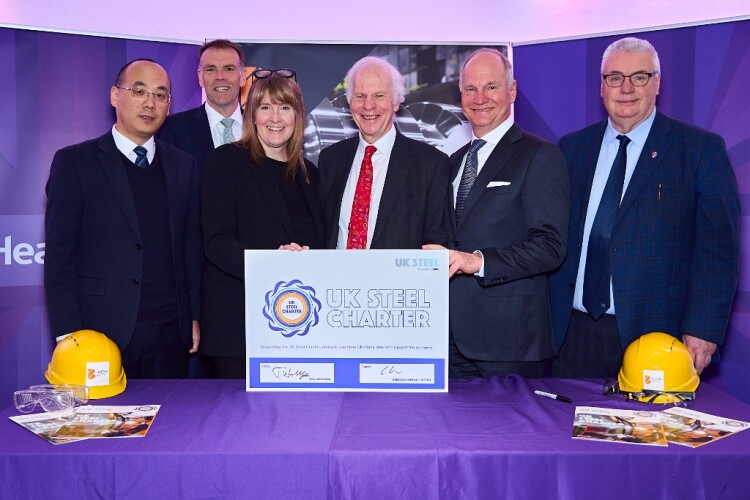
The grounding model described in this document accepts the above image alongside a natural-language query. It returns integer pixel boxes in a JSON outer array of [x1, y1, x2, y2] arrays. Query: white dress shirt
[[452, 117, 514, 206], [112, 125, 156, 163], [336, 125, 397, 249], [205, 102, 243, 148]]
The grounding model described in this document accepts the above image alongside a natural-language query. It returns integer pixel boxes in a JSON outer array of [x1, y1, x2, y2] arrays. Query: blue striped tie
[[134, 146, 149, 169], [455, 139, 486, 225]]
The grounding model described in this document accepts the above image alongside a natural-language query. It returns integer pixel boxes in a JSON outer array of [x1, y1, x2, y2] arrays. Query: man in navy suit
[[44, 59, 201, 378], [425, 48, 569, 378], [160, 39, 246, 173], [549, 37, 739, 378], [318, 56, 449, 250]]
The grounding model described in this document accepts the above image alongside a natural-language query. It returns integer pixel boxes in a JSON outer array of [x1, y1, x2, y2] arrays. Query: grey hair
[[459, 48, 514, 90], [345, 56, 405, 106], [601, 37, 661, 74]]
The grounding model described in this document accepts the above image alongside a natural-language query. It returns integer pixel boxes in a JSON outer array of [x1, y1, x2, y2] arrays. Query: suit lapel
[[194, 107, 215, 156], [326, 138, 358, 248], [617, 112, 671, 221], [371, 133, 411, 247], [575, 122, 608, 243], [98, 133, 140, 238], [447, 143, 470, 236], [456, 124, 521, 232]]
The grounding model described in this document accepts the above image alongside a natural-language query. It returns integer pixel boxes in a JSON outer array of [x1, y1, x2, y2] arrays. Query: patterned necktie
[[220, 117, 235, 144], [346, 145, 377, 250], [133, 146, 149, 169], [455, 139, 486, 225], [583, 134, 631, 320]]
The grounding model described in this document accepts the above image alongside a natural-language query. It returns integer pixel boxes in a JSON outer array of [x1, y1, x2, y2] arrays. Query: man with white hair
[[549, 37, 739, 378], [318, 56, 449, 250]]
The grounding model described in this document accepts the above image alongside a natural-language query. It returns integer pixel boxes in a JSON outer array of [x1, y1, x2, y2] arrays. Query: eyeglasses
[[116, 85, 172, 104], [603, 380, 694, 407], [30, 384, 90, 406], [602, 72, 658, 88], [14, 385, 89, 413], [251, 68, 297, 83]]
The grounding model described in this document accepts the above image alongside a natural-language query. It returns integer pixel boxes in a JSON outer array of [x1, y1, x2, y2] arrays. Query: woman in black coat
[[200, 70, 325, 378]]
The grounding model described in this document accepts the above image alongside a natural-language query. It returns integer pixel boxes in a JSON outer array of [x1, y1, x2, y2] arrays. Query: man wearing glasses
[[44, 59, 201, 378], [160, 39, 246, 176], [550, 37, 739, 378]]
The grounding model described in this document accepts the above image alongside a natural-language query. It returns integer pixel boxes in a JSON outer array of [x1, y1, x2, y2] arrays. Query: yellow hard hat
[[45, 329, 127, 399], [617, 332, 699, 404]]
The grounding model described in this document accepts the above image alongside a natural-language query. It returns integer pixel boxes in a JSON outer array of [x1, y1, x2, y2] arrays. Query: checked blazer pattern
[[549, 112, 740, 351]]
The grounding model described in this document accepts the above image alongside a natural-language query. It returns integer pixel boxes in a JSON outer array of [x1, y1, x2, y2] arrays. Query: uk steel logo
[[263, 280, 321, 338]]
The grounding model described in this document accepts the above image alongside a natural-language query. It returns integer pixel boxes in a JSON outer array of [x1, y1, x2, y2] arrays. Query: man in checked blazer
[[549, 37, 740, 378], [425, 48, 570, 378]]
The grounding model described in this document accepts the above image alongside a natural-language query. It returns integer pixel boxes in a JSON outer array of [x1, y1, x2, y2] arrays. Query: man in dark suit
[[549, 37, 739, 378], [44, 59, 201, 378], [425, 48, 569, 378], [318, 56, 449, 250], [160, 39, 246, 174]]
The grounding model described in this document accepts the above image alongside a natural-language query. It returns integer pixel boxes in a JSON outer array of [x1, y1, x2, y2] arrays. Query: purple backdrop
[[1, 21, 748, 408], [514, 20, 750, 401]]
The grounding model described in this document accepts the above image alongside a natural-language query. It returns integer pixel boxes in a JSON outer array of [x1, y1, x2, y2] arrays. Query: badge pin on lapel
[[651, 151, 658, 159]]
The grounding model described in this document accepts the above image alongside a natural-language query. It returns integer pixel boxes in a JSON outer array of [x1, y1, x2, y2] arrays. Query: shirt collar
[[472, 116, 514, 146], [111, 125, 155, 160], [358, 123, 397, 159], [605, 107, 657, 147], [204, 101, 243, 129]]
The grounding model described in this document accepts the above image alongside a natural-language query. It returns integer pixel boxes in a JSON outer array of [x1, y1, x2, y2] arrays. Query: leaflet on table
[[244, 250, 449, 392], [572, 406, 667, 446], [9, 410, 82, 445], [9, 405, 160, 444], [661, 407, 750, 447]]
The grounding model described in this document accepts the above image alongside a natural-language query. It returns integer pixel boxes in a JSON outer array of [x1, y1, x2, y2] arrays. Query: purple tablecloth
[[2, 376, 749, 499]]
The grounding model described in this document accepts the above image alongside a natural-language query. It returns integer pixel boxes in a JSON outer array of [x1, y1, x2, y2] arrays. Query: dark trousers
[[553, 309, 623, 379], [206, 356, 246, 379], [449, 334, 547, 379], [122, 316, 189, 378]]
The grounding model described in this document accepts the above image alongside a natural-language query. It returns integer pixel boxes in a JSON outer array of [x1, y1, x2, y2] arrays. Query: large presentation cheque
[[244, 250, 449, 392]]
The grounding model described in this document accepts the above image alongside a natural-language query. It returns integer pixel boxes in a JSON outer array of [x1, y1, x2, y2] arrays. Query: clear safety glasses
[[14, 384, 90, 413]]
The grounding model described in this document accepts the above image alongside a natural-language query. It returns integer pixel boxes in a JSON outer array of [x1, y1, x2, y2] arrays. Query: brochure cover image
[[572, 406, 667, 446], [661, 407, 750, 447]]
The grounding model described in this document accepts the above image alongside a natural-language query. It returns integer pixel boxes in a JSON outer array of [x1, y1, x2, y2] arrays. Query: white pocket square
[[487, 181, 511, 188]]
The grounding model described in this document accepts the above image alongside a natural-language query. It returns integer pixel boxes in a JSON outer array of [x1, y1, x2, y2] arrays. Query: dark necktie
[[455, 139, 486, 225], [134, 146, 149, 169], [346, 145, 377, 249], [583, 134, 631, 319]]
